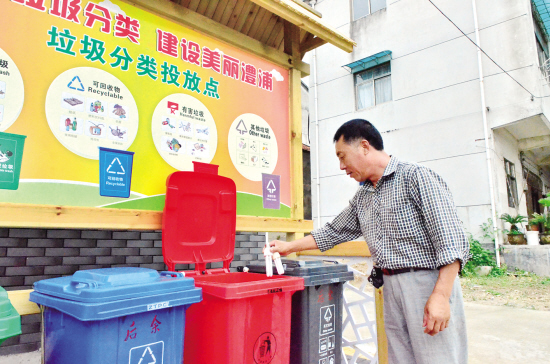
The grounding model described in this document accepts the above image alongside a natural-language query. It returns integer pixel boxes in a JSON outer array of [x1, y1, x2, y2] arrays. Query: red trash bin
[[162, 162, 304, 364]]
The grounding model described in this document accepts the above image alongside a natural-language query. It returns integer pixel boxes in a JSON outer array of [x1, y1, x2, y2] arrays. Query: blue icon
[[99, 147, 134, 198], [67, 76, 85, 91]]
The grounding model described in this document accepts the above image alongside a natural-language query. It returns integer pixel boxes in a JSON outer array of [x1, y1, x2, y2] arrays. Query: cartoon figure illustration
[[90, 100, 104, 114], [109, 126, 126, 139], [250, 144, 257, 152], [167, 138, 181, 152], [262, 146, 269, 154], [112, 104, 127, 119], [162, 118, 175, 128], [238, 141, 246, 149], [0, 147, 12, 163], [65, 118, 72, 131]]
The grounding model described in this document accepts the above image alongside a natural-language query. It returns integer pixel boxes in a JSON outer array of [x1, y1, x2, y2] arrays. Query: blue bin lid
[[29, 268, 202, 321]]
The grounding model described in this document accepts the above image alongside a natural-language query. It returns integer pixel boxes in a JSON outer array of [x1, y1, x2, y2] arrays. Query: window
[[352, 0, 386, 21], [504, 159, 518, 208], [534, 15, 549, 67], [355, 62, 392, 110]]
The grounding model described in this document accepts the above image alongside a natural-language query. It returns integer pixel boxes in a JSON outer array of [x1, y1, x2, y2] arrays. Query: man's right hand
[[265, 240, 293, 256], [264, 235, 319, 257]]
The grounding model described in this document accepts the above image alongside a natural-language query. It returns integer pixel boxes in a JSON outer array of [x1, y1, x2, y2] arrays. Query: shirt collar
[[382, 156, 399, 177]]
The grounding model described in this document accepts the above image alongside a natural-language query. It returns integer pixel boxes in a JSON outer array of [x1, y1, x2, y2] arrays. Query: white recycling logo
[[266, 180, 276, 193], [138, 347, 156, 364], [106, 157, 125, 175], [324, 307, 332, 322]]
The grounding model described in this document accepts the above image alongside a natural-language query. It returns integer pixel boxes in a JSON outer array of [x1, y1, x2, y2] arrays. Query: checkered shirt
[[311, 156, 470, 270]]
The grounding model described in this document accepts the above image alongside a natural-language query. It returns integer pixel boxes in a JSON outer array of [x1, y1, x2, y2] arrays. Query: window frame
[[504, 158, 519, 208], [351, 0, 387, 22], [354, 62, 392, 111]]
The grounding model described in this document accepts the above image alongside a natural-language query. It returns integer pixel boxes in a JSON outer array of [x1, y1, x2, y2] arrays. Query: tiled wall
[[0, 228, 266, 355]]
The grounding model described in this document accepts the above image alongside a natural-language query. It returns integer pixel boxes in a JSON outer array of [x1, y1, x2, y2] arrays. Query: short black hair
[[333, 119, 384, 150]]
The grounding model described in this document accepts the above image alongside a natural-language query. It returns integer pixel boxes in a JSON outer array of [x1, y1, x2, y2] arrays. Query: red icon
[[167, 101, 178, 114]]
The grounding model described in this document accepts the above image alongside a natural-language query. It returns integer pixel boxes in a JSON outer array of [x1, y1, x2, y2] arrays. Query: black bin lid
[[247, 259, 354, 286]]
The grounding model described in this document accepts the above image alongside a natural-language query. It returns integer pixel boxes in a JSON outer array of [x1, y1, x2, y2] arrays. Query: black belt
[[381, 267, 434, 276]]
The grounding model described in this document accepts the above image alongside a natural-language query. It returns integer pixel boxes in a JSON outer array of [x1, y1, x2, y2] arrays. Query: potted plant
[[526, 218, 540, 245], [533, 192, 550, 245], [499, 213, 527, 245], [530, 213, 550, 244]]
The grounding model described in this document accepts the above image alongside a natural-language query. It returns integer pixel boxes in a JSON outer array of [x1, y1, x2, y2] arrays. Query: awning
[[533, 0, 550, 39], [342, 50, 392, 73]]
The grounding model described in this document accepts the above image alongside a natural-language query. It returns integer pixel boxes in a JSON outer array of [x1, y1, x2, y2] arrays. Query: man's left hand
[[422, 292, 450, 336]]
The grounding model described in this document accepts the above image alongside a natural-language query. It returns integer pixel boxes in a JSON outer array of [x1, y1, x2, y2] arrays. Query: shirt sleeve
[[409, 166, 470, 271], [311, 198, 363, 252]]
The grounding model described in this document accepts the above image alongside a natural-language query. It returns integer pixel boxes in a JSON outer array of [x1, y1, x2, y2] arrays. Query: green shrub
[[462, 234, 507, 277]]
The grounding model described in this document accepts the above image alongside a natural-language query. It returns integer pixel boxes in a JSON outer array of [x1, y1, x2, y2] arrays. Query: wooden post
[[284, 20, 305, 243], [375, 287, 389, 364]]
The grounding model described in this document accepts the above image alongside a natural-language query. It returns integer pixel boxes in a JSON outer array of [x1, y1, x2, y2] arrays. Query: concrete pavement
[[2, 302, 549, 363]]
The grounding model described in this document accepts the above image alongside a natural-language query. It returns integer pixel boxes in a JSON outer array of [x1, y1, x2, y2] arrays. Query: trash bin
[[162, 162, 305, 364], [248, 259, 354, 364], [0, 286, 22, 346], [0, 131, 27, 190], [29, 268, 202, 364]]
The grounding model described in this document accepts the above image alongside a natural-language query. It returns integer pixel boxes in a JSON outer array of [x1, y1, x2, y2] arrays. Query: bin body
[[249, 260, 354, 364], [185, 274, 299, 364], [0, 286, 21, 345], [30, 268, 202, 364], [162, 164, 304, 364], [0, 132, 26, 190]]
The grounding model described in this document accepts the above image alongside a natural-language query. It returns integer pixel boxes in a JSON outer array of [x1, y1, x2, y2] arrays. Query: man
[[267, 119, 469, 364]]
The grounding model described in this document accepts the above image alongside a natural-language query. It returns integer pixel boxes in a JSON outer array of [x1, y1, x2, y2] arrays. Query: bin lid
[[162, 162, 237, 272], [31, 268, 197, 303], [0, 286, 22, 341], [30, 268, 202, 321], [247, 259, 354, 286]]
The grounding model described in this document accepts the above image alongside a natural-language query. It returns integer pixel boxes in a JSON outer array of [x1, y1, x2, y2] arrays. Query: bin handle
[[160, 271, 185, 278], [322, 260, 339, 265], [69, 279, 99, 290]]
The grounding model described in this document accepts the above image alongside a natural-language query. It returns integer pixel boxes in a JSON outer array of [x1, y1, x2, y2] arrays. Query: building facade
[[307, 0, 550, 243]]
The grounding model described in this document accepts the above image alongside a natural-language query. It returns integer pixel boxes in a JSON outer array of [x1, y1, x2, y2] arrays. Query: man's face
[[335, 136, 369, 182]]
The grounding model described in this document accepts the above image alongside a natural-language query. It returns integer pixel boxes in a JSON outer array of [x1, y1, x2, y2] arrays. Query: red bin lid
[[162, 162, 236, 272]]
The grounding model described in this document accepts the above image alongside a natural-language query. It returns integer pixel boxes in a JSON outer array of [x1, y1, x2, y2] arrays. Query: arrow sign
[[324, 307, 332, 322], [236, 120, 247, 135], [67, 76, 85, 91], [138, 347, 156, 364], [266, 180, 276, 193]]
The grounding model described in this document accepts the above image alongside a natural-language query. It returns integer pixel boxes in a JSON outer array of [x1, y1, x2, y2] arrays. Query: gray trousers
[[383, 270, 468, 364]]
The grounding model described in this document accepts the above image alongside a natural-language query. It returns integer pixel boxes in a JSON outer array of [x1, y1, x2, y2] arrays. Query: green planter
[[0, 286, 22, 345], [0, 132, 26, 190], [540, 234, 550, 245], [507, 234, 526, 245]]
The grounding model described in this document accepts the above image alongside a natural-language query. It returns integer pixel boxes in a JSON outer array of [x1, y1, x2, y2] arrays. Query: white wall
[[309, 0, 550, 235]]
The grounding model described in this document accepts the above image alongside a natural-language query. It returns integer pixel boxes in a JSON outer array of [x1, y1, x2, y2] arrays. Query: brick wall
[[0, 228, 266, 356]]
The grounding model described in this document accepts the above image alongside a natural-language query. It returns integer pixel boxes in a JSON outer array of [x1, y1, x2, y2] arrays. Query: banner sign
[[0, 0, 291, 217]]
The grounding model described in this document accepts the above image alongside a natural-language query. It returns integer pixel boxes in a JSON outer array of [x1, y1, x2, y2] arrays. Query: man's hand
[[265, 240, 293, 256], [422, 292, 450, 336], [264, 235, 319, 256], [422, 260, 460, 336]]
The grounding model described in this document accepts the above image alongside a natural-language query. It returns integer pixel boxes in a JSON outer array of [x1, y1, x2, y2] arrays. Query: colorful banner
[[0, 0, 291, 217]]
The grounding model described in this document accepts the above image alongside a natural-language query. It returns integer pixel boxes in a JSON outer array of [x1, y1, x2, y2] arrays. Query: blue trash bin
[[30, 268, 202, 364]]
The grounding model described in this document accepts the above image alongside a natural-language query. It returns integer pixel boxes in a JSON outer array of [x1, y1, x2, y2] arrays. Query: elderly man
[[268, 119, 470, 364]]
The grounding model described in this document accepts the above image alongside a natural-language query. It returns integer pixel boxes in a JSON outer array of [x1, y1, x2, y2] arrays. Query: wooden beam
[[300, 36, 326, 54], [123, 0, 310, 74], [7, 290, 40, 316], [297, 241, 371, 257], [247, 0, 355, 53], [0, 203, 313, 232], [518, 134, 550, 151]]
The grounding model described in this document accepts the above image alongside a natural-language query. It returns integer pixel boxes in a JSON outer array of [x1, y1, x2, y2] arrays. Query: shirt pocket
[[381, 204, 418, 240]]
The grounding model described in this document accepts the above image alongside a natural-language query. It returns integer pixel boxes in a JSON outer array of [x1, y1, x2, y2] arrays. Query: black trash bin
[[247, 259, 354, 364]]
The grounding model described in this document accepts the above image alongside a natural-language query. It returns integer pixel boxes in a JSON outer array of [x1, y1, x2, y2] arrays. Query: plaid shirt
[[312, 156, 470, 270]]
